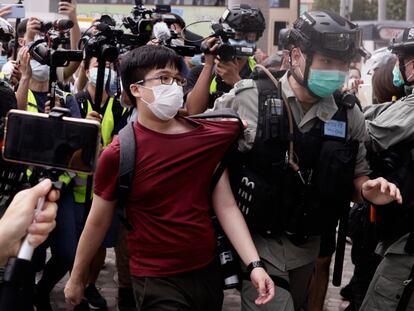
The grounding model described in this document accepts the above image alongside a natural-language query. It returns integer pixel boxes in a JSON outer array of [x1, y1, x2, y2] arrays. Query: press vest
[[228, 75, 358, 244], [73, 96, 117, 203]]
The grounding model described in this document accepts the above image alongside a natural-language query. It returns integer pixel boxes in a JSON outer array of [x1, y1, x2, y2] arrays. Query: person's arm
[[185, 38, 217, 115], [74, 61, 88, 92], [15, 47, 31, 110], [64, 195, 116, 306], [212, 169, 274, 305], [0, 179, 58, 266], [24, 17, 42, 44], [60, 0, 81, 81]]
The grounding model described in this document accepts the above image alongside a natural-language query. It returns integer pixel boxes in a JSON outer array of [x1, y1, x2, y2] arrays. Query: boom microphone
[[153, 22, 171, 42]]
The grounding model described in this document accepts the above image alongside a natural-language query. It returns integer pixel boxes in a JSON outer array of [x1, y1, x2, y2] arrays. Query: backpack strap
[[117, 122, 136, 231]]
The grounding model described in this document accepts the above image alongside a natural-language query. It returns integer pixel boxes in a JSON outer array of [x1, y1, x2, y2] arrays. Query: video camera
[[28, 19, 83, 66], [123, 0, 177, 37], [82, 15, 148, 62], [201, 21, 256, 62]]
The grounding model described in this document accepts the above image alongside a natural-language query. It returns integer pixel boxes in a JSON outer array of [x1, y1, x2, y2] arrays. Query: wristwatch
[[247, 260, 266, 274]]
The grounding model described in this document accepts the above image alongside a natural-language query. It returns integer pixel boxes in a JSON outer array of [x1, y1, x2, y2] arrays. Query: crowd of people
[[0, 1, 413, 311]]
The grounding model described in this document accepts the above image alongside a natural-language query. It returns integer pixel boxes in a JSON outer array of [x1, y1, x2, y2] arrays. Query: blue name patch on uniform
[[324, 120, 346, 138]]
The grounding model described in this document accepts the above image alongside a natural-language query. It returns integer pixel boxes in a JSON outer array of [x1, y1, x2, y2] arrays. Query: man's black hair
[[120, 45, 182, 105], [17, 19, 28, 39]]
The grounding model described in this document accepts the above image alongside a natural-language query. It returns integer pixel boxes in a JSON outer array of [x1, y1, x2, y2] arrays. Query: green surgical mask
[[392, 66, 405, 87], [307, 69, 347, 98]]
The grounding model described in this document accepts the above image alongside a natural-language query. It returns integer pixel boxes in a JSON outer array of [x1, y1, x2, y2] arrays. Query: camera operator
[[0, 179, 58, 267], [185, 4, 265, 114], [212, 10, 402, 311]]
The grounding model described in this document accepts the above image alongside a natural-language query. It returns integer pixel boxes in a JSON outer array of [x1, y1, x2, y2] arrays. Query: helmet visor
[[321, 31, 361, 52]]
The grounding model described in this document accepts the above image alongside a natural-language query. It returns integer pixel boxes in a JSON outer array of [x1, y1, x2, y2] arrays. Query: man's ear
[[290, 47, 301, 67], [129, 83, 141, 99]]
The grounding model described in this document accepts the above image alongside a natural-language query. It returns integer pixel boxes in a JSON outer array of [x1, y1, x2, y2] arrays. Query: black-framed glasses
[[136, 75, 187, 86]]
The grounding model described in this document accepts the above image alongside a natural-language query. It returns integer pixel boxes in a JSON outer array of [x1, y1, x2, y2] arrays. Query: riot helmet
[[220, 4, 266, 39], [389, 27, 414, 85], [0, 17, 14, 42], [287, 10, 362, 96]]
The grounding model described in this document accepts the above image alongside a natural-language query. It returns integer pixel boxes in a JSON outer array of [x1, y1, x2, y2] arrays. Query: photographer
[[185, 4, 265, 114], [65, 44, 274, 310]]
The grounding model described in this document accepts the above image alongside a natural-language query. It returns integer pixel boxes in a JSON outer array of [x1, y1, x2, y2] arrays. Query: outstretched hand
[[361, 177, 402, 205]]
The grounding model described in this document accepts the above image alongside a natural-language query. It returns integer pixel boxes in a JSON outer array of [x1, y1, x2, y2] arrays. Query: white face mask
[[89, 67, 115, 87], [30, 59, 49, 82], [140, 82, 184, 121]]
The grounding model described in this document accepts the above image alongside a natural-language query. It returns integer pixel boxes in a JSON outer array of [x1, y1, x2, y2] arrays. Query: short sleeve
[[93, 138, 120, 201]]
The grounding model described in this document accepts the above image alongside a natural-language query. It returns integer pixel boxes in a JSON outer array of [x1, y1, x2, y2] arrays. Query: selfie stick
[[17, 196, 45, 260], [13, 0, 23, 61]]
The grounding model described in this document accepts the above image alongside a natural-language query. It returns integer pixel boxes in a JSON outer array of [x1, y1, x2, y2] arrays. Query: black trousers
[[131, 260, 223, 311]]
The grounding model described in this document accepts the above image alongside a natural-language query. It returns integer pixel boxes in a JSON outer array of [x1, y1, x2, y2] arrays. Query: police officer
[[360, 27, 414, 311], [185, 4, 265, 114], [211, 10, 402, 310]]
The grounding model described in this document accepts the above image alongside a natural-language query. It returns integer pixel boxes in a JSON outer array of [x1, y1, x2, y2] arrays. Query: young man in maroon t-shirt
[[64, 45, 275, 310]]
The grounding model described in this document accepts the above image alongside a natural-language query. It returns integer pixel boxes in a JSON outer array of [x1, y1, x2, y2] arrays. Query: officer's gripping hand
[[250, 267, 275, 305], [361, 177, 402, 205]]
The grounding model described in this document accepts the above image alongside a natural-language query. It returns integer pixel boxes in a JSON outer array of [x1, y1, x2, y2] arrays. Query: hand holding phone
[[0, 4, 25, 19], [59, 0, 76, 21]]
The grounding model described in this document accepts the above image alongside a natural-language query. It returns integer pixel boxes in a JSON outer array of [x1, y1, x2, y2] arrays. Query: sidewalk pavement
[[50, 242, 354, 311]]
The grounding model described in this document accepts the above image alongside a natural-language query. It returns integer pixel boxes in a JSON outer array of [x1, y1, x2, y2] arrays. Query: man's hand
[[361, 177, 402, 205], [24, 17, 42, 44], [215, 58, 241, 86], [0, 179, 59, 263], [0, 5, 12, 18], [250, 267, 275, 305], [86, 111, 102, 123], [17, 46, 32, 80], [201, 37, 219, 66], [59, 0, 77, 22]]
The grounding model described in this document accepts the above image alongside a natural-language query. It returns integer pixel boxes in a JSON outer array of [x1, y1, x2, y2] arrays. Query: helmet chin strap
[[289, 50, 320, 98]]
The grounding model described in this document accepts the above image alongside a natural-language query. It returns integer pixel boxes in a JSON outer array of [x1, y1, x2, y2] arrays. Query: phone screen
[[2, 111, 101, 174], [2, 4, 25, 19]]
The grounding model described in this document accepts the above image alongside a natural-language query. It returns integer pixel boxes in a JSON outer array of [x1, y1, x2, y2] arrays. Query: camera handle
[[48, 64, 58, 109], [13, 0, 24, 61]]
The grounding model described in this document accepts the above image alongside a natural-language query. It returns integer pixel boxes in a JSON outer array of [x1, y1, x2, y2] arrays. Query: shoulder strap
[[190, 108, 244, 130], [117, 122, 136, 230]]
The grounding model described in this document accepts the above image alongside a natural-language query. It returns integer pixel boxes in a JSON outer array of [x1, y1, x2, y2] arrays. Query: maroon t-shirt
[[94, 117, 240, 277]]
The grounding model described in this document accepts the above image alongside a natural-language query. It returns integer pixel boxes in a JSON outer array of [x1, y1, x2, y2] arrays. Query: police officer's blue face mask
[[298, 53, 347, 98]]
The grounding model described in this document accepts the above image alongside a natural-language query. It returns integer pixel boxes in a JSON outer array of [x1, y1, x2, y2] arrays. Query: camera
[[122, 0, 177, 37], [82, 16, 147, 62], [201, 21, 256, 62]]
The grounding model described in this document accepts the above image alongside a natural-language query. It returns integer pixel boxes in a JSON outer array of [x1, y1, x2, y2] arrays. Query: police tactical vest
[[228, 73, 359, 244]]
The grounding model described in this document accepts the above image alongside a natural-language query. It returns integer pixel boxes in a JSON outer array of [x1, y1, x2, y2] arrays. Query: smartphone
[[50, 0, 71, 15], [2, 110, 101, 174], [1, 4, 25, 19]]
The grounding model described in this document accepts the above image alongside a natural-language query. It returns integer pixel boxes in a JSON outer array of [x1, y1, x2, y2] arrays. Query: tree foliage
[[312, 0, 407, 21]]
